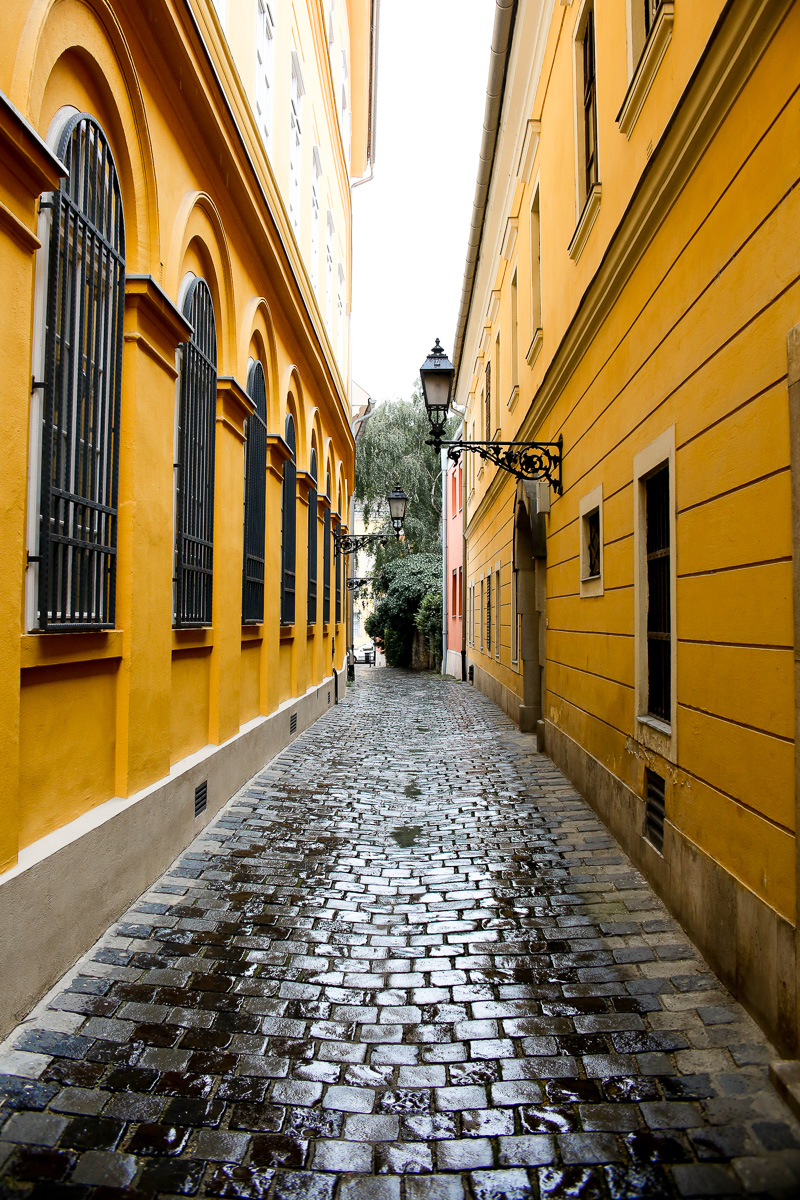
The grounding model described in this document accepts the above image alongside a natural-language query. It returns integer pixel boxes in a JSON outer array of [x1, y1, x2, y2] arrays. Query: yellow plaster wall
[[0, 0, 360, 872], [460, 0, 800, 924]]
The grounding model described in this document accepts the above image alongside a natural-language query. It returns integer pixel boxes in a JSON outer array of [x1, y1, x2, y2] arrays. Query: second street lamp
[[419, 338, 563, 493], [334, 483, 409, 558]]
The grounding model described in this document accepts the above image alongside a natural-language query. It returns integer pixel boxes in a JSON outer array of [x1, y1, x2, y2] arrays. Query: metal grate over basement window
[[194, 780, 208, 817], [645, 769, 665, 852], [290, 712, 298, 735]]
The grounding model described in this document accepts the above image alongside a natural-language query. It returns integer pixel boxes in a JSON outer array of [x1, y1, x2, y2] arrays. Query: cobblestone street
[[1, 669, 799, 1199]]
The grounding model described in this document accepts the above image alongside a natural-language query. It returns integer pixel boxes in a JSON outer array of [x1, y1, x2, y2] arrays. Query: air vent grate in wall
[[328, 691, 331, 703], [645, 769, 665, 853], [194, 780, 208, 818], [290, 712, 297, 735]]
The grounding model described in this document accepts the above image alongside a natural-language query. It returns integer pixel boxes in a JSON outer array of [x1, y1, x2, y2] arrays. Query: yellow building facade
[[0, 0, 377, 1035], [457, 0, 800, 1052]]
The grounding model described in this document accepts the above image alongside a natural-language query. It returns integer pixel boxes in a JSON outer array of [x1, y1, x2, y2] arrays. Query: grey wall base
[[467, 657, 526, 727], [545, 718, 797, 1057], [0, 669, 345, 1040]]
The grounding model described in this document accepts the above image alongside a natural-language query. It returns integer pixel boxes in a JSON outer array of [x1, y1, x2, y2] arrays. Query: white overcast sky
[[350, 0, 496, 405]]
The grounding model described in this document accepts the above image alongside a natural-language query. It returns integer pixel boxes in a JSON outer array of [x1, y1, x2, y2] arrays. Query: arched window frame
[[243, 360, 268, 623], [307, 447, 318, 624], [174, 276, 217, 627], [322, 469, 332, 624], [31, 112, 126, 631], [281, 413, 297, 624]]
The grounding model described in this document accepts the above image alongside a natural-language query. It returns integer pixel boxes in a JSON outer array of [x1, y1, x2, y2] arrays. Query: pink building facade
[[444, 455, 464, 678]]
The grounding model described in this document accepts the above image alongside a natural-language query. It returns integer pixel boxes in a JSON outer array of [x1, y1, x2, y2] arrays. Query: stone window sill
[[569, 184, 602, 262], [618, 3, 675, 138], [526, 328, 543, 368], [172, 628, 213, 653], [21, 630, 124, 669], [280, 624, 295, 641]]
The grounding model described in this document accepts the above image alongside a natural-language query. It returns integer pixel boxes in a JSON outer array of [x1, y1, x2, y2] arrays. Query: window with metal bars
[[486, 574, 492, 654], [35, 113, 125, 631], [307, 448, 318, 624], [242, 361, 267, 624], [174, 278, 217, 627], [646, 464, 671, 721], [582, 7, 599, 205], [281, 414, 297, 624], [485, 362, 492, 443], [335, 508, 342, 623], [583, 508, 601, 579], [323, 472, 331, 623]]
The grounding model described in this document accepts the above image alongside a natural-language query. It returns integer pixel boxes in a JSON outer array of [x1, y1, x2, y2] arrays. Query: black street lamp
[[420, 338, 563, 492], [334, 482, 409, 558]]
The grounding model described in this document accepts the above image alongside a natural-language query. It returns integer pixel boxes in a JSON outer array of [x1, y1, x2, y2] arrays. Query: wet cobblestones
[[1, 669, 799, 1198]]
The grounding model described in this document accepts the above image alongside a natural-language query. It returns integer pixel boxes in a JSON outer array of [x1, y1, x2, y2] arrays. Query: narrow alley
[[1, 671, 798, 1200]]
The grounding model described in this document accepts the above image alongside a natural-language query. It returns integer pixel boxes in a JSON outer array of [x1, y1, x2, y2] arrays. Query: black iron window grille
[[486, 575, 492, 654], [646, 464, 671, 722], [36, 113, 125, 630], [485, 361, 492, 444], [645, 768, 666, 852], [174, 277, 217, 627], [583, 7, 599, 201], [585, 508, 601, 578], [242, 361, 268, 623], [322, 473, 331, 624], [281, 414, 297, 624], [307, 449, 318, 623], [335, 519, 342, 623]]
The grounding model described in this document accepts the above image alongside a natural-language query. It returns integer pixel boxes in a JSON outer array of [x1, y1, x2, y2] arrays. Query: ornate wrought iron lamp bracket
[[346, 576, 371, 592], [334, 529, 394, 559], [432, 434, 564, 493]]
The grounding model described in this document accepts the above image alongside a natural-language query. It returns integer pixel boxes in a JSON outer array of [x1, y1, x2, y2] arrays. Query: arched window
[[335, 485, 342, 625], [174, 277, 217, 627], [307, 448, 318, 624], [281, 413, 297, 624], [243, 360, 268, 623], [323, 469, 332, 624], [35, 113, 125, 629]]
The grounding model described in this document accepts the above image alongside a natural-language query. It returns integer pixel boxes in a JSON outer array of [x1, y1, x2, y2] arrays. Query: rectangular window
[[579, 483, 603, 598], [452, 570, 457, 618], [574, 4, 600, 216], [484, 366, 491, 444], [510, 272, 519, 398], [256, 1, 275, 155], [326, 212, 334, 333], [511, 569, 519, 665], [451, 470, 457, 515], [494, 335, 501, 435], [495, 570, 501, 659], [311, 148, 321, 294], [486, 575, 492, 655], [289, 55, 304, 236], [530, 188, 542, 347], [458, 464, 463, 511], [337, 264, 345, 362], [480, 579, 484, 650], [645, 464, 670, 722], [458, 566, 462, 618], [322, 505, 331, 623]]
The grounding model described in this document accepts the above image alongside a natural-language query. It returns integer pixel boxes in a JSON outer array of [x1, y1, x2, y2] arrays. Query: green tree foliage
[[365, 553, 441, 668], [414, 590, 443, 660], [354, 384, 458, 569]]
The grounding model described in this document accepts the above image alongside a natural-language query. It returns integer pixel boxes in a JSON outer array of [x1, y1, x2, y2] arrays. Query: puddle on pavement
[[391, 825, 422, 847]]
